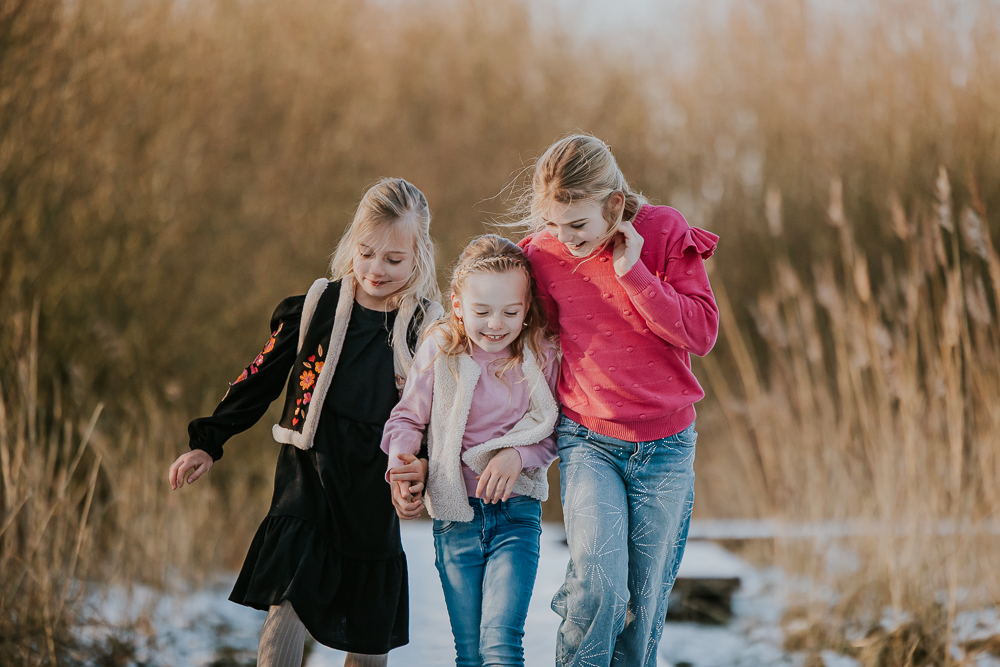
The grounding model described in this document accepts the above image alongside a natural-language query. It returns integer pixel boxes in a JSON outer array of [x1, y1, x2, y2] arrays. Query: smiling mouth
[[569, 241, 587, 250], [367, 279, 387, 287], [482, 333, 507, 341]]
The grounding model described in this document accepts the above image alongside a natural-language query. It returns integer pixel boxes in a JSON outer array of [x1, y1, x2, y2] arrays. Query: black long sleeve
[[188, 295, 304, 461]]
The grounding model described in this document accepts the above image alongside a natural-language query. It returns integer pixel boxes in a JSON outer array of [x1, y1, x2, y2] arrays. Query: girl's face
[[452, 270, 528, 354], [352, 226, 415, 310], [540, 194, 622, 257]]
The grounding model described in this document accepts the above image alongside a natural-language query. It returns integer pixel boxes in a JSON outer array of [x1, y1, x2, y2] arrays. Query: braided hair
[[434, 234, 551, 381]]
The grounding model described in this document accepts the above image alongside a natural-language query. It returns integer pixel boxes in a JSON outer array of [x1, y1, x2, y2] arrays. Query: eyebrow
[[471, 303, 523, 309]]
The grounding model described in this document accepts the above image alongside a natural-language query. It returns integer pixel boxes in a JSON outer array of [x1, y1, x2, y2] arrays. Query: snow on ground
[[79, 520, 1000, 666], [82, 520, 806, 666]]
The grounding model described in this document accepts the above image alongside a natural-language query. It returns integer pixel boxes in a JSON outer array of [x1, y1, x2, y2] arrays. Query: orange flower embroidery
[[299, 370, 316, 390], [314, 361, 324, 376]]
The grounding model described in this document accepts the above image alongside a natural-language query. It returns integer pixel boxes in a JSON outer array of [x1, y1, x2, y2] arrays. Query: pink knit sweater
[[520, 204, 719, 442]]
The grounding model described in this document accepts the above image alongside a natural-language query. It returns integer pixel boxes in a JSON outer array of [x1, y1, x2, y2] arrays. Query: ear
[[609, 192, 625, 216], [451, 293, 462, 319], [603, 192, 626, 225]]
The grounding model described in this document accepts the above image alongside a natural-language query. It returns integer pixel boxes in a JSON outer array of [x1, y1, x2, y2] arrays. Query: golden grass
[[704, 170, 1000, 663], [1, 0, 1000, 661]]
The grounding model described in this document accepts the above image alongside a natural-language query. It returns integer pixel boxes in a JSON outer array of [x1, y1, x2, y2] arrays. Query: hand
[[391, 479, 425, 520], [389, 453, 427, 520], [168, 449, 214, 490], [612, 218, 643, 277], [475, 448, 522, 504]]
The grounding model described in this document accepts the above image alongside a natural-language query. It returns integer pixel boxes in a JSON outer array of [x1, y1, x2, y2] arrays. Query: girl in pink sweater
[[381, 234, 559, 667], [517, 134, 719, 667]]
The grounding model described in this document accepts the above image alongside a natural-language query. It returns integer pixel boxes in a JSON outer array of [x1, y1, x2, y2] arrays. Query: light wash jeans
[[552, 414, 696, 667], [433, 495, 542, 667]]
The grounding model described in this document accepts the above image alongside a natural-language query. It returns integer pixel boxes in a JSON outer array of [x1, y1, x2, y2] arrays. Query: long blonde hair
[[330, 178, 442, 370], [433, 234, 550, 380], [521, 134, 645, 251]]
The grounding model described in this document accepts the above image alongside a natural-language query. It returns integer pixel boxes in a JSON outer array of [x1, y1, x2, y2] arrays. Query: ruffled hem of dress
[[229, 514, 409, 653]]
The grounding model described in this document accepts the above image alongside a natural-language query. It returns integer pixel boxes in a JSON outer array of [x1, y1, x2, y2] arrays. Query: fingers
[[500, 476, 516, 503], [169, 451, 212, 490], [474, 472, 489, 500], [396, 453, 418, 465], [389, 469, 425, 482], [186, 460, 210, 485], [483, 470, 501, 503], [390, 480, 424, 520]]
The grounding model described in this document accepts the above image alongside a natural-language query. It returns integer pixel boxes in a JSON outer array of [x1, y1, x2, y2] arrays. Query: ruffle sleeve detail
[[668, 226, 719, 261]]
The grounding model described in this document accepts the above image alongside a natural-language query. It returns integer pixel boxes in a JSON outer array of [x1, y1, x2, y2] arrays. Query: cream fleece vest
[[272, 277, 443, 451], [424, 345, 558, 522]]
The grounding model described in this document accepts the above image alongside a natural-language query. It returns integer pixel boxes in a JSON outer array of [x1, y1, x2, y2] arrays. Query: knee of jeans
[[479, 625, 523, 666]]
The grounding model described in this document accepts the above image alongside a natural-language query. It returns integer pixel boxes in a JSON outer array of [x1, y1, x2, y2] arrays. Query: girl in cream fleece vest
[[381, 235, 558, 667]]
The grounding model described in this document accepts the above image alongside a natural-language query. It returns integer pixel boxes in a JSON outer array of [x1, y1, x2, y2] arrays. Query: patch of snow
[[676, 540, 752, 579]]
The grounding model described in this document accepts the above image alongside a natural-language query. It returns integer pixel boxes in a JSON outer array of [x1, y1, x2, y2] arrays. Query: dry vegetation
[[1, 0, 999, 663]]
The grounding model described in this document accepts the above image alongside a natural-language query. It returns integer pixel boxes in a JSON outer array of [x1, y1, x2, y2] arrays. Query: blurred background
[[2, 0, 999, 664]]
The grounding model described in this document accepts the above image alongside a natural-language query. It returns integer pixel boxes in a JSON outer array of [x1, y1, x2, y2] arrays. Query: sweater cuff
[[617, 260, 656, 293], [190, 440, 223, 462], [513, 445, 541, 470]]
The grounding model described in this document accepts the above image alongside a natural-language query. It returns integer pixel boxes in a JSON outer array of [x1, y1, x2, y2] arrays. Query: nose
[[556, 227, 574, 244], [369, 259, 387, 277], [487, 314, 503, 330]]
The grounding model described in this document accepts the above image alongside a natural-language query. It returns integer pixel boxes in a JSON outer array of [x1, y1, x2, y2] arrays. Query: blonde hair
[[330, 178, 442, 369], [433, 234, 550, 380], [522, 134, 645, 250]]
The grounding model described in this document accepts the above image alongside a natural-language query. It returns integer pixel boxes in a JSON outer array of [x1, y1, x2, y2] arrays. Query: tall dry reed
[[0, 305, 271, 664], [704, 169, 1000, 664]]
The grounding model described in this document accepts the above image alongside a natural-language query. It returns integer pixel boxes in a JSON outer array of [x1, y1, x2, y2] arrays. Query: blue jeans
[[552, 415, 696, 667], [433, 495, 542, 667]]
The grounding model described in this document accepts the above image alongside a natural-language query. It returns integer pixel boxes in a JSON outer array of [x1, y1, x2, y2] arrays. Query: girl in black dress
[[167, 178, 443, 667]]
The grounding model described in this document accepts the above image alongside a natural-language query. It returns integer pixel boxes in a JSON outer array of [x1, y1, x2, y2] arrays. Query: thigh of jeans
[[434, 518, 487, 667], [555, 421, 633, 618], [479, 497, 541, 666], [615, 422, 697, 667]]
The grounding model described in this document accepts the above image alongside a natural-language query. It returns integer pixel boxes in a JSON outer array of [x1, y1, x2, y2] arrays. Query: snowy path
[[306, 520, 567, 666], [82, 520, 804, 666]]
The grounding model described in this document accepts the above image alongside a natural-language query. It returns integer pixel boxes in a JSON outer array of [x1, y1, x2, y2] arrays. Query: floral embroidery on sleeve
[[232, 322, 284, 386]]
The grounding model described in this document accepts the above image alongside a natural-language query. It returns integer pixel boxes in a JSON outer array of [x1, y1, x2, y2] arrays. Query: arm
[[171, 296, 302, 488], [512, 344, 560, 470], [615, 219, 719, 357], [519, 236, 560, 335], [381, 335, 437, 474], [477, 348, 560, 503], [381, 335, 438, 516]]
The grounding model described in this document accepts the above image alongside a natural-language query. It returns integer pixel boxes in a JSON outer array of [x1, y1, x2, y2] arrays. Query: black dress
[[188, 294, 408, 654]]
